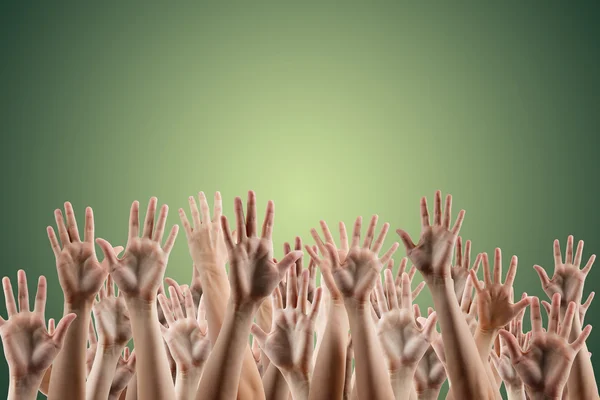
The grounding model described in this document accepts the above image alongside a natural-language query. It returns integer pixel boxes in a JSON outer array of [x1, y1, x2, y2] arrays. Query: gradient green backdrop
[[1, 2, 599, 398]]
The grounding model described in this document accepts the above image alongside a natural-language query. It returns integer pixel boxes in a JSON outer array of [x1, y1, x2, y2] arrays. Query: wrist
[[125, 296, 156, 313], [343, 297, 370, 312], [424, 275, 454, 288], [416, 387, 441, 400], [97, 343, 125, 358], [64, 299, 93, 314], [390, 364, 416, 380], [506, 384, 525, 395], [8, 374, 43, 398]]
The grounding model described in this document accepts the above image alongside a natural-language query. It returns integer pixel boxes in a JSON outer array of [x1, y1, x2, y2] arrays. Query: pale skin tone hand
[[451, 237, 480, 302], [499, 294, 592, 399], [196, 191, 301, 400], [252, 270, 323, 400], [411, 308, 447, 398], [1, 271, 76, 400], [158, 286, 211, 400], [490, 313, 530, 395], [97, 197, 179, 400], [397, 191, 494, 399], [108, 348, 136, 400], [458, 273, 479, 335]]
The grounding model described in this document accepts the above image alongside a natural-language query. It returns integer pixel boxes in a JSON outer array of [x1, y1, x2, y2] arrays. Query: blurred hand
[[108, 348, 136, 398], [96, 198, 179, 302], [451, 237, 479, 301], [92, 275, 132, 349]]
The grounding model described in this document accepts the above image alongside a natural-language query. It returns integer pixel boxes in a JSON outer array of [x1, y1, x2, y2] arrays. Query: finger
[[308, 287, 322, 322], [570, 325, 592, 353], [530, 297, 542, 333], [384, 269, 399, 309], [221, 215, 235, 252], [396, 229, 416, 252], [461, 274, 474, 312], [48, 318, 56, 334], [548, 293, 561, 334], [505, 256, 518, 288], [310, 228, 327, 258], [574, 240, 584, 267], [419, 196, 431, 227], [250, 324, 268, 349], [372, 222, 389, 254], [413, 304, 421, 319], [400, 273, 412, 309], [169, 286, 185, 320], [198, 191, 212, 226], [84, 207, 95, 244], [493, 248, 502, 284], [396, 258, 408, 284], [412, 281, 426, 301], [582, 254, 596, 276], [433, 191, 442, 226], [560, 301, 577, 339], [157, 294, 175, 326], [351, 216, 362, 248], [245, 191, 257, 237], [541, 300, 551, 318], [362, 215, 378, 249], [142, 197, 157, 239], [533, 265, 551, 287], [455, 237, 463, 266], [162, 225, 179, 254], [565, 235, 574, 265], [298, 270, 309, 314], [498, 330, 522, 363], [64, 202, 81, 242], [319, 220, 335, 246], [464, 240, 472, 269], [339, 222, 349, 253], [54, 209, 70, 246], [442, 194, 451, 229], [233, 197, 247, 242], [469, 270, 484, 293], [47, 227, 61, 258], [183, 290, 196, 319], [2, 277, 17, 317], [261, 200, 275, 240], [276, 251, 303, 278], [88, 320, 97, 346], [553, 239, 563, 270], [482, 253, 492, 287], [451, 210, 466, 236], [273, 286, 284, 310], [422, 312, 438, 340], [286, 264, 298, 309], [106, 274, 115, 298], [374, 277, 388, 314], [34, 276, 47, 318], [380, 242, 400, 265], [17, 270, 29, 312], [294, 237, 304, 275], [96, 238, 118, 268], [582, 291, 595, 309], [511, 296, 530, 320], [52, 313, 78, 347], [178, 208, 193, 239], [153, 204, 169, 243], [188, 195, 202, 230]]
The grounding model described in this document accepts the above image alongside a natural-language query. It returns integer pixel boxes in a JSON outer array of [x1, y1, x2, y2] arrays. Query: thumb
[[250, 323, 268, 349], [96, 238, 118, 268], [396, 229, 416, 252], [52, 313, 77, 348], [276, 251, 303, 277]]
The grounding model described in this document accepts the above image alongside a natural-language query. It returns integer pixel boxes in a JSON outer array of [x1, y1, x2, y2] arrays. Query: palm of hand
[[377, 309, 430, 368], [164, 320, 210, 370], [0, 313, 58, 377], [230, 238, 281, 302], [513, 335, 574, 395], [93, 297, 131, 347], [334, 248, 381, 300], [56, 242, 105, 302], [477, 284, 516, 331], [414, 347, 446, 391], [110, 356, 135, 394], [496, 353, 521, 387], [261, 310, 313, 375], [113, 239, 168, 298], [408, 227, 455, 279], [544, 265, 585, 307]]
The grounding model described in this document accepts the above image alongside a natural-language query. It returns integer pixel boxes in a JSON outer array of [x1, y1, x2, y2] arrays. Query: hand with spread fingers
[[413, 308, 447, 399], [252, 269, 323, 400], [390, 258, 426, 308], [499, 294, 592, 399], [108, 348, 136, 400], [451, 237, 479, 302], [158, 287, 211, 400], [1, 271, 76, 400], [375, 270, 438, 399], [458, 273, 479, 335]]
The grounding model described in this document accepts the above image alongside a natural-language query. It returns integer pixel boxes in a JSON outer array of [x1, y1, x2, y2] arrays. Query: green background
[[1, 2, 599, 398]]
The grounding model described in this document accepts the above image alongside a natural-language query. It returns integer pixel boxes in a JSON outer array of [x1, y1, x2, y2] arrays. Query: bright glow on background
[[1, 3, 599, 398]]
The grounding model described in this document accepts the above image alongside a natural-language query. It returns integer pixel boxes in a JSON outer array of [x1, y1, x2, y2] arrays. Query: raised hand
[[179, 191, 227, 268], [221, 192, 302, 309], [283, 238, 317, 303], [108, 348, 136, 400], [376, 270, 438, 371], [92, 275, 132, 349], [458, 273, 479, 335], [252, 269, 322, 397], [470, 250, 530, 332], [96, 197, 179, 301], [158, 287, 211, 374], [490, 313, 529, 392], [48, 202, 106, 305], [309, 215, 398, 304], [451, 237, 480, 301], [390, 258, 426, 306], [1, 271, 76, 399], [413, 310, 447, 396], [533, 236, 595, 309], [499, 294, 592, 398], [396, 191, 465, 283]]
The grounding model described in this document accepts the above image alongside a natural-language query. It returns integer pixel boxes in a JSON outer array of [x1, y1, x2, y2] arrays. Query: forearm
[[345, 300, 395, 400], [86, 346, 122, 400], [309, 302, 349, 400], [506, 385, 526, 400], [8, 375, 44, 400], [282, 371, 310, 400], [474, 328, 503, 394], [390, 367, 416, 400], [262, 363, 290, 400], [196, 302, 255, 400], [125, 373, 137, 400], [416, 387, 441, 400], [127, 298, 176, 400], [175, 370, 202, 400], [48, 301, 91, 400], [566, 316, 597, 399], [428, 279, 491, 399]]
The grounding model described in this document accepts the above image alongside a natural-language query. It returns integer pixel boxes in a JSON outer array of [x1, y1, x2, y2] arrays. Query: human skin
[[96, 197, 179, 400], [195, 191, 302, 400], [1, 271, 76, 400], [179, 191, 266, 399], [108, 348, 136, 400], [396, 191, 495, 399], [47, 203, 108, 400]]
